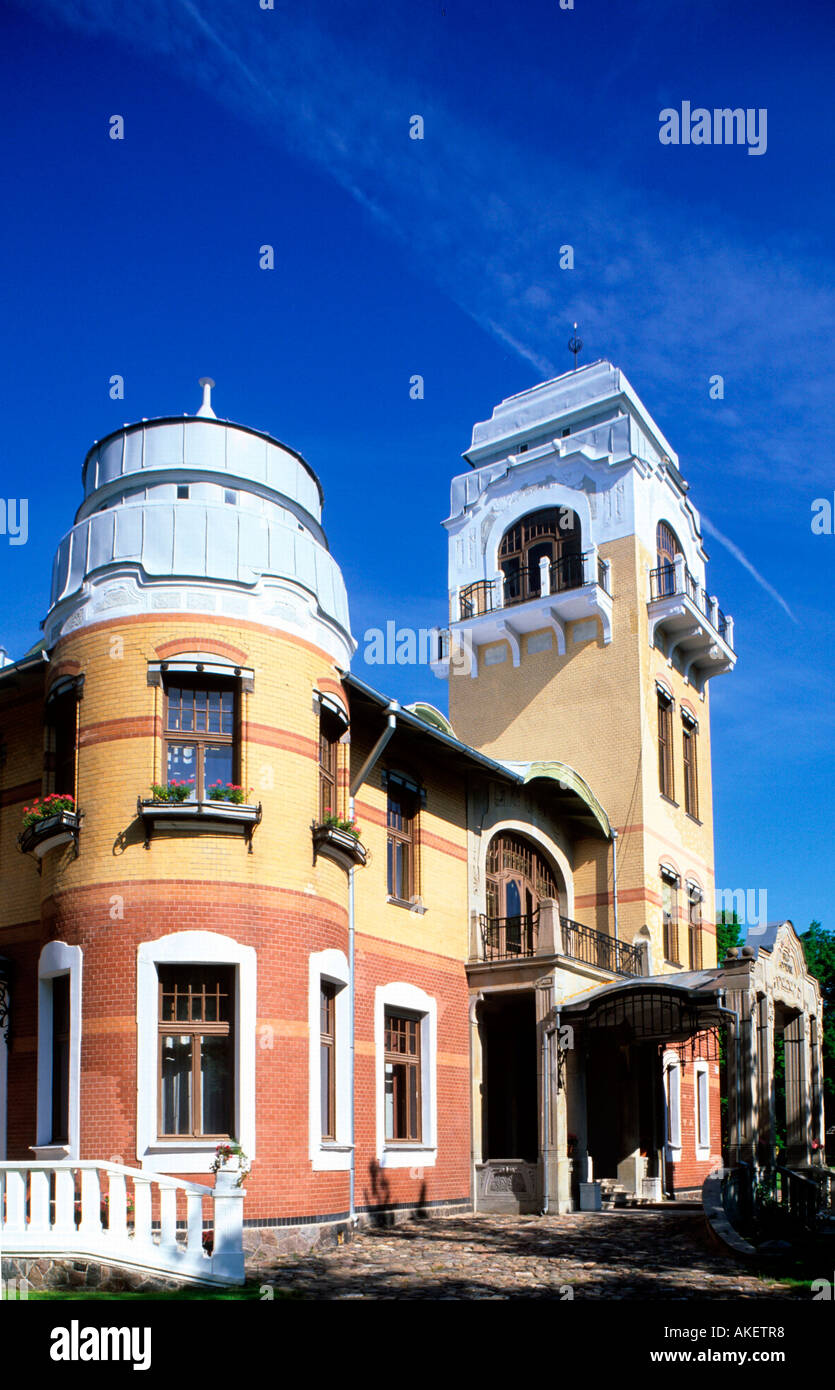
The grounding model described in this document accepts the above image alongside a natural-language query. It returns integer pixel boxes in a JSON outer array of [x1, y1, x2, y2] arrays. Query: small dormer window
[[177, 484, 190, 500]]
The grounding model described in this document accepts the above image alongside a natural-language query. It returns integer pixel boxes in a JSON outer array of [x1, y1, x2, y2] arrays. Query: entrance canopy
[[561, 970, 735, 1042]]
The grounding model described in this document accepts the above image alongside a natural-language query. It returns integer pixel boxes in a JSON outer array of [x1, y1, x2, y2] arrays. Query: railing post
[[583, 546, 598, 587], [4, 1169, 27, 1237], [492, 572, 505, 611], [211, 1168, 246, 1283], [132, 1177, 154, 1251], [186, 1192, 205, 1258], [54, 1167, 76, 1235], [107, 1171, 128, 1240], [539, 556, 551, 596], [79, 1167, 102, 1238], [158, 1184, 179, 1259], [451, 587, 462, 623], [709, 595, 720, 629], [537, 900, 561, 955], [600, 556, 611, 594], [723, 614, 734, 649], [30, 1169, 51, 1233], [674, 554, 686, 595]]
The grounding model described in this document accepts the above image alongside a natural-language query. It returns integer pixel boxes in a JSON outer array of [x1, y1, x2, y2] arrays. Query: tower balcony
[[648, 556, 736, 686], [430, 547, 612, 679]]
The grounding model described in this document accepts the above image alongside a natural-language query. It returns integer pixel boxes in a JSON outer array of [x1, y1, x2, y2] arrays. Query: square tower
[[435, 360, 737, 972]]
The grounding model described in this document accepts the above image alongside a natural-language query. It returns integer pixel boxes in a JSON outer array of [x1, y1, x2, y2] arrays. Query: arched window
[[655, 521, 682, 598], [499, 508, 582, 606], [483, 833, 561, 958]]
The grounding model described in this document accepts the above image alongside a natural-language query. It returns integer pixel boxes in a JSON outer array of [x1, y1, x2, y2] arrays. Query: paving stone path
[[248, 1209, 805, 1300]]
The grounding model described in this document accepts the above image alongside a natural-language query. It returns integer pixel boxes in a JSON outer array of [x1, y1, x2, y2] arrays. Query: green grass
[[23, 1284, 302, 1301]]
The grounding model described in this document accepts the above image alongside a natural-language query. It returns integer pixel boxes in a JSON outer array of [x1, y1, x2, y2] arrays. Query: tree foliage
[[799, 920, 835, 1151]]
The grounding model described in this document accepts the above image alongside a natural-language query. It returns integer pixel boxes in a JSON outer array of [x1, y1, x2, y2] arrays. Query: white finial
[[197, 377, 217, 418]]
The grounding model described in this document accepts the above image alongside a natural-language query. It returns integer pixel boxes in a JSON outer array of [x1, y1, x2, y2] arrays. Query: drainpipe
[[347, 707, 398, 1227], [716, 991, 741, 1162], [611, 828, 620, 953], [542, 1024, 552, 1214]]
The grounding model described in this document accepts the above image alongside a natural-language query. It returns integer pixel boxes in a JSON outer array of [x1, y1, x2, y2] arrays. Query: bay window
[[158, 966, 233, 1139], [164, 679, 237, 800]]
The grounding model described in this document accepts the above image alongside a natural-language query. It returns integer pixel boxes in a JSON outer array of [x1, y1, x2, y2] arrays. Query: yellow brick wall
[[449, 532, 718, 971]]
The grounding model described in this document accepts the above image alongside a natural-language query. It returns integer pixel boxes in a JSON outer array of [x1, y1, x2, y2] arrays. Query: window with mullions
[[47, 691, 78, 799], [688, 885, 703, 970], [657, 689, 675, 800], [386, 778, 421, 902], [318, 711, 340, 821], [661, 871, 680, 964], [158, 965, 233, 1139], [384, 1010, 421, 1142], [164, 680, 237, 800], [682, 715, 699, 819], [320, 982, 336, 1141], [50, 974, 71, 1145]]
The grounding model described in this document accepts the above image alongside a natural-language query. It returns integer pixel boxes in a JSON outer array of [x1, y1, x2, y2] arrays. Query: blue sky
[[1, 0, 833, 930]]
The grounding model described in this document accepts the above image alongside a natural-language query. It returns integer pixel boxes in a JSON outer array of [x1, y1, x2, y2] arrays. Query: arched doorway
[[484, 832, 561, 959], [499, 507, 582, 606]]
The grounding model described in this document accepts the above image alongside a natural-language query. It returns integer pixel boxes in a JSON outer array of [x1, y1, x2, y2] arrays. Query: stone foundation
[[1, 1256, 191, 1294]]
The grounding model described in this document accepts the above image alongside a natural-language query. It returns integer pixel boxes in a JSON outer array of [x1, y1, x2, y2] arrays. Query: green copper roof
[[405, 702, 456, 738], [518, 760, 612, 839]]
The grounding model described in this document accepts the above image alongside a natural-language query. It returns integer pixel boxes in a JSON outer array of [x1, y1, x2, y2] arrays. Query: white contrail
[[701, 514, 798, 624]]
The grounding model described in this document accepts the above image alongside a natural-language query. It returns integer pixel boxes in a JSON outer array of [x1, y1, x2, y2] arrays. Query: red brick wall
[[3, 882, 471, 1222], [668, 1041, 722, 1194]]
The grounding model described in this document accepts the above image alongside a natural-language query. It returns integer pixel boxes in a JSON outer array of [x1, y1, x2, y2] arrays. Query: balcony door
[[499, 509, 581, 607], [656, 522, 681, 598], [485, 834, 560, 958]]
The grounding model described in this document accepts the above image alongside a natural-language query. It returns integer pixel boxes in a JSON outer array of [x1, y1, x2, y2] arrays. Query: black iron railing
[[480, 911, 539, 960], [722, 1163, 822, 1240], [479, 911, 642, 975], [649, 563, 730, 643], [547, 551, 585, 595], [459, 550, 606, 620], [560, 916, 643, 976], [460, 580, 497, 619]]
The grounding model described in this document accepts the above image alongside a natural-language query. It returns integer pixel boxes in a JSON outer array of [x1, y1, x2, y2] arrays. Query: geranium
[[21, 793, 76, 829]]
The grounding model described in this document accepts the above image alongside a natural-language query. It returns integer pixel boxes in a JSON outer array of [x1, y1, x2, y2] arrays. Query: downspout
[[611, 828, 619, 943], [347, 707, 398, 1227], [542, 1024, 551, 1214], [715, 991, 741, 1161]]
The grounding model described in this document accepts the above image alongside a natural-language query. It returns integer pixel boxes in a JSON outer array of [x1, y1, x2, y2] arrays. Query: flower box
[[19, 809, 80, 859], [137, 797, 262, 850], [312, 822, 368, 871]]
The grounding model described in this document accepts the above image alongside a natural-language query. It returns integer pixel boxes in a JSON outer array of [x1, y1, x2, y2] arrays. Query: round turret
[[44, 382, 353, 665]]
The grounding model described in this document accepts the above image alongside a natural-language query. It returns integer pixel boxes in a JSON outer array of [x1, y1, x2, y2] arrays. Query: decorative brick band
[[78, 715, 160, 748]]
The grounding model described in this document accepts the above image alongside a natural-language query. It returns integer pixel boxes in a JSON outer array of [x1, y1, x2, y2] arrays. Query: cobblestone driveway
[[250, 1210, 804, 1300]]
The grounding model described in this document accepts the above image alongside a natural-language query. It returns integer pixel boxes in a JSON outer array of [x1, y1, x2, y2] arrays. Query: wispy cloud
[[14, 0, 835, 504], [701, 514, 798, 623]]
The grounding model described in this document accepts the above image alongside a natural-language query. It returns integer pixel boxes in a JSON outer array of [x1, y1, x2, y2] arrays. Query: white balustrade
[[0, 1161, 245, 1286]]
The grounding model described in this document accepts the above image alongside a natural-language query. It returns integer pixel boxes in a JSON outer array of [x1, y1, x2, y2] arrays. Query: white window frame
[[309, 949, 352, 1170], [375, 982, 437, 1169], [694, 1060, 710, 1156], [34, 941, 83, 1160], [663, 1050, 682, 1158], [136, 931, 256, 1174]]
